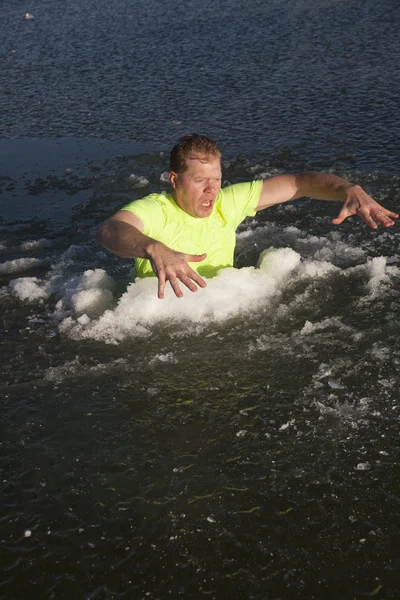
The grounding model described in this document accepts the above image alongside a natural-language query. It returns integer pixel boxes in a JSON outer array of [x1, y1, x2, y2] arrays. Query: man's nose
[[205, 179, 216, 193]]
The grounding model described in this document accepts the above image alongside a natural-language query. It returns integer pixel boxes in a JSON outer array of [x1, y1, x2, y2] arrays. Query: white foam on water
[[0, 257, 45, 275], [297, 259, 338, 279], [306, 348, 397, 425], [377, 378, 395, 389], [248, 315, 356, 358], [369, 343, 391, 362], [160, 171, 170, 183], [59, 248, 301, 344], [9, 264, 118, 311], [296, 235, 366, 263], [149, 352, 178, 366], [238, 223, 367, 269], [237, 223, 303, 247], [8, 246, 75, 302], [44, 358, 86, 382], [7, 236, 398, 348], [268, 260, 338, 324], [366, 256, 397, 297], [300, 317, 355, 336], [313, 397, 371, 421], [44, 357, 127, 383], [20, 239, 55, 251], [128, 174, 149, 188], [9, 277, 49, 302], [235, 222, 263, 240], [253, 168, 282, 179], [55, 269, 118, 319]]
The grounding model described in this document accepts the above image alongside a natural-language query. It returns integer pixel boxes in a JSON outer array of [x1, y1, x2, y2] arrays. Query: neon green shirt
[[121, 180, 263, 278]]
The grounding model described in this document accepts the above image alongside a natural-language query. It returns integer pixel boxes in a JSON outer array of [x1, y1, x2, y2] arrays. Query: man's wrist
[[345, 183, 361, 192], [344, 183, 364, 198], [144, 240, 164, 260], [339, 183, 363, 202]]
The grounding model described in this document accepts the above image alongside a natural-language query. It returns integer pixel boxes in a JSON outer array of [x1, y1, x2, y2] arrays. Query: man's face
[[169, 155, 222, 218]]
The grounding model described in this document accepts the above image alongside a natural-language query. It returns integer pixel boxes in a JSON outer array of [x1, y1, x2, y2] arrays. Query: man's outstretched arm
[[257, 172, 398, 228], [96, 211, 207, 299]]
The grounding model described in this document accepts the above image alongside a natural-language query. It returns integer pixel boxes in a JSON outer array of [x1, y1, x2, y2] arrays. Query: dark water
[[1, 0, 400, 598]]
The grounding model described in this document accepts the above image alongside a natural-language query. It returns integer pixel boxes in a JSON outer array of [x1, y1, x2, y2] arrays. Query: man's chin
[[196, 202, 214, 217]]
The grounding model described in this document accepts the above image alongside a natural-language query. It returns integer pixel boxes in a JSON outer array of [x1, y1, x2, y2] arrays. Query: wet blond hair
[[170, 133, 221, 173]]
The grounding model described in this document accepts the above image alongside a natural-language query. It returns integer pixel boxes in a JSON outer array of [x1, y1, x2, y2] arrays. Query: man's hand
[[145, 241, 207, 299], [332, 185, 398, 229], [96, 214, 207, 299]]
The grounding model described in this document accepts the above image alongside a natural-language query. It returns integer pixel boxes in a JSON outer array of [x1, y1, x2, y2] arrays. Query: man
[[96, 134, 398, 299]]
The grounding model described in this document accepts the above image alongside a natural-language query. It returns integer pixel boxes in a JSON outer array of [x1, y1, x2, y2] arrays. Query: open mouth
[[201, 200, 213, 209]]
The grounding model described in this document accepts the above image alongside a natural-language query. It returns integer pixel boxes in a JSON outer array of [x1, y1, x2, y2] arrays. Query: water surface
[[1, 0, 400, 598]]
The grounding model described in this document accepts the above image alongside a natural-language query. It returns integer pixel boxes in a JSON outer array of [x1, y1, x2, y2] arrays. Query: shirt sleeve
[[218, 180, 263, 228], [120, 195, 167, 238]]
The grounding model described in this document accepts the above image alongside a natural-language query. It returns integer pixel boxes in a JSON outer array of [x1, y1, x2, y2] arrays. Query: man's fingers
[[372, 209, 396, 227], [332, 215, 346, 225], [362, 214, 378, 229], [153, 251, 207, 298], [169, 278, 183, 298], [179, 275, 199, 293], [332, 207, 352, 225], [186, 267, 207, 289], [363, 209, 396, 229], [333, 205, 398, 229], [377, 215, 395, 227], [333, 183, 398, 229], [185, 253, 207, 263], [164, 269, 207, 297], [158, 272, 166, 299], [172, 268, 206, 294]]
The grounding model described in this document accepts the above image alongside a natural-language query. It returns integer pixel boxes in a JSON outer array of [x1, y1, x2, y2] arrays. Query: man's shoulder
[[122, 191, 172, 212], [218, 180, 263, 198], [216, 180, 263, 225]]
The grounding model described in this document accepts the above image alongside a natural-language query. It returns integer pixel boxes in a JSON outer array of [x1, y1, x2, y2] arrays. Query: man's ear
[[169, 171, 178, 189]]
